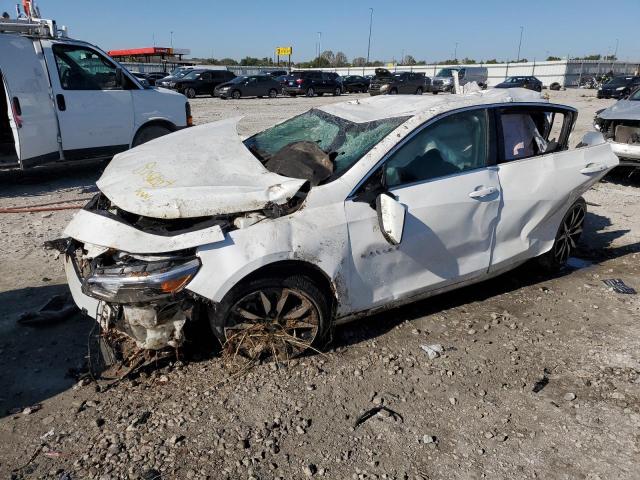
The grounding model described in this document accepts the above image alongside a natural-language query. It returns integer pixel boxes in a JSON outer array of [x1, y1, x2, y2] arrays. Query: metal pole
[[317, 31, 322, 60], [516, 26, 523, 62], [454, 42, 458, 61], [170, 31, 174, 49], [366, 8, 373, 65], [614, 38, 619, 59]]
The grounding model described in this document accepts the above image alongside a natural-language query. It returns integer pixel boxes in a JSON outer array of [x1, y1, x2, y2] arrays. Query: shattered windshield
[[244, 109, 408, 185]]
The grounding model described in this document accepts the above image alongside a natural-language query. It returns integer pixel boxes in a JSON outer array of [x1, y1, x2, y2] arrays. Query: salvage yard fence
[[121, 60, 639, 88]]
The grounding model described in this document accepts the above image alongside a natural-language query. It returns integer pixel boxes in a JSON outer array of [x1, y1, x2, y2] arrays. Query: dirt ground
[[0, 89, 639, 480]]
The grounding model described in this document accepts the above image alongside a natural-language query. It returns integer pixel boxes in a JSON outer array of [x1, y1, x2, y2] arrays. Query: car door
[[196, 71, 212, 94], [490, 104, 618, 271], [42, 41, 134, 160], [343, 107, 501, 312], [0, 37, 60, 167]]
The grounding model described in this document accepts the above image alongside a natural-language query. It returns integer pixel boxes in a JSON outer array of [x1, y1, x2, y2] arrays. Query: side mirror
[[115, 67, 123, 87], [376, 193, 407, 246]]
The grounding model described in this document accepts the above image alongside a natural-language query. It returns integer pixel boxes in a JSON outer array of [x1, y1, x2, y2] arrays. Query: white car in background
[[591, 87, 640, 166], [56, 89, 618, 360]]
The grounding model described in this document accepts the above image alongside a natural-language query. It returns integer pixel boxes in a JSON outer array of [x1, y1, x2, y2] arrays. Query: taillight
[[296, 78, 303, 85], [185, 102, 193, 127]]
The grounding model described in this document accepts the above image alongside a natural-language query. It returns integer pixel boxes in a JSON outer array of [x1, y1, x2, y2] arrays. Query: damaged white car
[[591, 87, 640, 166], [56, 88, 618, 359]]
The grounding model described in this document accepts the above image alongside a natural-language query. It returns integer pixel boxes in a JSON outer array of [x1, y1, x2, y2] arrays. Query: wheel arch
[[130, 119, 177, 147]]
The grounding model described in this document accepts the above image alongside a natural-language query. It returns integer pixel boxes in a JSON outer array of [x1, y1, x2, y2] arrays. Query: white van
[[0, 17, 191, 169], [432, 66, 489, 93]]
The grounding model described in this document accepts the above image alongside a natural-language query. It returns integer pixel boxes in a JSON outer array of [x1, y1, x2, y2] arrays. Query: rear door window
[[497, 106, 571, 162]]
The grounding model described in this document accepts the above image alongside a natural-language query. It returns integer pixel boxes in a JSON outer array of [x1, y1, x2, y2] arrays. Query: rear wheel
[[538, 198, 586, 270], [184, 87, 196, 98], [415, 87, 423, 95], [306, 87, 315, 97], [268, 88, 278, 98], [132, 125, 172, 147], [232, 90, 241, 100], [209, 275, 331, 362], [389, 88, 398, 95]]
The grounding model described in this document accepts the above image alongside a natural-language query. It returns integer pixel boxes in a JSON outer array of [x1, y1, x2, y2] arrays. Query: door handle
[[580, 163, 607, 174], [468, 186, 498, 199], [56, 94, 66, 111]]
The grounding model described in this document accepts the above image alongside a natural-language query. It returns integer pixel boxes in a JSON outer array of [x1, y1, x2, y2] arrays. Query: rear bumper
[[282, 87, 305, 95]]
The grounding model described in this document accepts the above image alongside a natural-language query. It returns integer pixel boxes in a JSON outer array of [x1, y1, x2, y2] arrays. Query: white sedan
[[57, 88, 618, 360]]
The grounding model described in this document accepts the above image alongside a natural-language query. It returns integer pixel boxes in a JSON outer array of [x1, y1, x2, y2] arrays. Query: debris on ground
[[419, 344, 444, 359], [354, 406, 404, 428], [602, 278, 636, 294], [17, 293, 77, 327], [532, 369, 551, 393]]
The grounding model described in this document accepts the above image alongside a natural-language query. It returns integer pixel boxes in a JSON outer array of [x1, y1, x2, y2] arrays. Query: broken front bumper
[[64, 251, 201, 350], [609, 141, 640, 165]]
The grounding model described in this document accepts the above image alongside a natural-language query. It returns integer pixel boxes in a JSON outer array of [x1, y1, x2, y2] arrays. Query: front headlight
[[380, 84, 389, 91], [220, 86, 230, 91], [82, 257, 201, 303], [616, 86, 625, 91]]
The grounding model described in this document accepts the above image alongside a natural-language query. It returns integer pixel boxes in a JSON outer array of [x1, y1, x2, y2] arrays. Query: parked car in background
[[342, 75, 370, 93], [215, 75, 281, 99], [368, 69, 427, 95], [144, 72, 169, 86], [590, 86, 640, 166], [156, 65, 215, 88], [432, 66, 488, 93], [0, 17, 191, 170], [282, 71, 342, 97], [495, 76, 543, 92], [171, 69, 236, 98], [597, 76, 640, 99], [58, 89, 618, 360]]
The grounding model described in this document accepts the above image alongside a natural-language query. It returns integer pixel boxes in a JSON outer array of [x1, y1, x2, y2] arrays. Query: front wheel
[[132, 125, 172, 147], [333, 87, 341, 96], [415, 87, 423, 95], [232, 90, 242, 100], [209, 275, 331, 362], [184, 87, 196, 99], [538, 198, 586, 270], [268, 88, 278, 98], [306, 87, 315, 97]]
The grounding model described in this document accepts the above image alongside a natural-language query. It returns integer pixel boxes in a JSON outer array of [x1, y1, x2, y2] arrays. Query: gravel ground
[[0, 89, 639, 480]]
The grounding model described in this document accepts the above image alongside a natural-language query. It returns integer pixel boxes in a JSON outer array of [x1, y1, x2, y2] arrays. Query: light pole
[[453, 42, 458, 61], [170, 31, 174, 49], [317, 31, 322, 60], [613, 38, 619, 59], [516, 26, 523, 62], [366, 7, 373, 65]]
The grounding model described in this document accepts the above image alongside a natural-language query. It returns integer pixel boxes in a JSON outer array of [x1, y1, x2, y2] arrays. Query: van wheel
[[209, 275, 331, 362], [538, 198, 586, 271], [268, 88, 278, 98], [306, 87, 315, 97], [415, 87, 423, 95], [184, 87, 196, 98], [132, 125, 172, 147], [232, 90, 242, 99]]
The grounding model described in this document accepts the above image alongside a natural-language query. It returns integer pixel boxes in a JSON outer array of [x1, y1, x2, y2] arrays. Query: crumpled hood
[[598, 100, 640, 121], [96, 117, 307, 219]]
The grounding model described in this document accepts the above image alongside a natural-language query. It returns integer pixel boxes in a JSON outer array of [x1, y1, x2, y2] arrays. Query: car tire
[[415, 87, 423, 95], [333, 87, 341, 96], [132, 124, 172, 147], [537, 198, 586, 271], [208, 274, 332, 361], [232, 90, 241, 100], [432, 91, 439, 95], [306, 87, 315, 97], [185, 87, 196, 98], [389, 88, 398, 95], [268, 88, 278, 98]]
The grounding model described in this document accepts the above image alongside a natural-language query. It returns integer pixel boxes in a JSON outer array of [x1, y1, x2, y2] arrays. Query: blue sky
[[10, 0, 640, 62]]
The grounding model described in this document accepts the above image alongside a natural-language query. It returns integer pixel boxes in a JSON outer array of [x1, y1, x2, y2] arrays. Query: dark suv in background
[[495, 76, 543, 92], [171, 69, 236, 98], [368, 68, 429, 95], [597, 76, 640, 99], [282, 71, 342, 97]]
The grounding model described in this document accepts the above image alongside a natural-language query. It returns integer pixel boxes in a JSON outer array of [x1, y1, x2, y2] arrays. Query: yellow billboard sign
[[276, 47, 293, 56]]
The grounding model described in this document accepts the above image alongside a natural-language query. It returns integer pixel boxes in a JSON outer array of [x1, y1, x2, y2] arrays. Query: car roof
[[317, 88, 548, 123]]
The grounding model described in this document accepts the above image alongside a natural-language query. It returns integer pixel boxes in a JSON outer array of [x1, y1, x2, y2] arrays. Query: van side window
[[52, 45, 125, 91], [384, 109, 489, 187], [498, 107, 568, 162]]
